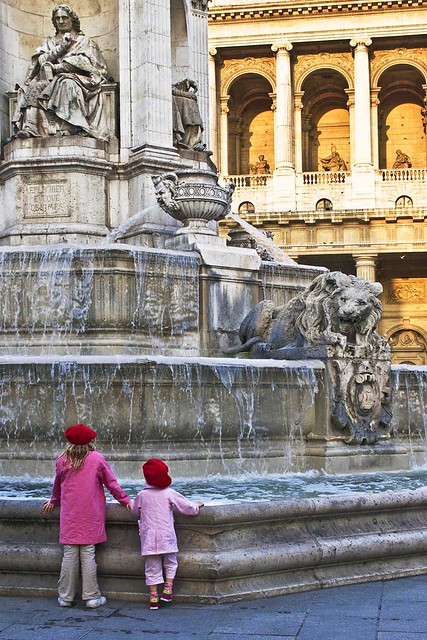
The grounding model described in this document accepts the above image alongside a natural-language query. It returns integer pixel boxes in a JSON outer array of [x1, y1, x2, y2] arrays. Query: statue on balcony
[[172, 79, 204, 150], [249, 155, 271, 174], [12, 4, 109, 141], [392, 149, 412, 169], [320, 144, 348, 171]]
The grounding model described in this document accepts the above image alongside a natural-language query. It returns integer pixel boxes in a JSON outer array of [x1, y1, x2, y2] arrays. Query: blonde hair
[[63, 442, 96, 470]]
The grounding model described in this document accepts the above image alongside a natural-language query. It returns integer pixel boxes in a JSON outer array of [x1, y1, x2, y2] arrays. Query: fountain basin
[[2, 490, 427, 602]]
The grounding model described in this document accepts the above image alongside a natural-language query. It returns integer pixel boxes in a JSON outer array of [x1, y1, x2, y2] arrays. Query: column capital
[[220, 95, 230, 114], [350, 37, 372, 49], [271, 42, 293, 54], [268, 92, 277, 111], [294, 91, 304, 110], [209, 47, 218, 58], [345, 88, 355, 108]]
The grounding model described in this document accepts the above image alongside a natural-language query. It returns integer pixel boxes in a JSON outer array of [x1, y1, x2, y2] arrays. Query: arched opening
[[316, 198, 333, 211], [238, 201, 255, 214], [227, 73, 274, 175], [378, 64, 426, 169], [395, 195, 413, 209], [301, 69, 350, 172]]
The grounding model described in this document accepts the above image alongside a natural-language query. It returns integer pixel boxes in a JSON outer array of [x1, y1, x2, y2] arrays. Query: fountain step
[[2, 490, 427, 601]]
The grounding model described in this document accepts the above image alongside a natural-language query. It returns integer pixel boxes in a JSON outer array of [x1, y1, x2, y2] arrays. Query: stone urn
[[151, 171, 235, 235]]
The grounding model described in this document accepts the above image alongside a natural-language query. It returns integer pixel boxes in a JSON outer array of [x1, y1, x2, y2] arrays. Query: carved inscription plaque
[[23, 179, 71, 218]]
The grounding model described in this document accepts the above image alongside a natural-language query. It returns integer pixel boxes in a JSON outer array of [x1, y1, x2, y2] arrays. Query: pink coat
[[131, 486, 200, 556], [50, 450, 130, 545]]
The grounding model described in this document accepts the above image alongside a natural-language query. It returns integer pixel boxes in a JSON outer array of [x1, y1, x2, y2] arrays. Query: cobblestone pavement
[[0, 576, 426, 639]]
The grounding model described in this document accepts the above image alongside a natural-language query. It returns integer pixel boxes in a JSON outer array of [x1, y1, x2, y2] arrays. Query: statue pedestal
[[0, 137, 115, 245]]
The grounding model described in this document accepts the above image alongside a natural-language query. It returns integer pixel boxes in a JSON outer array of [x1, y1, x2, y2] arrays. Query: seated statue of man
[[12, 4, 109, 141], [320, 143, 348, 171], [392, 149, 412, 169]]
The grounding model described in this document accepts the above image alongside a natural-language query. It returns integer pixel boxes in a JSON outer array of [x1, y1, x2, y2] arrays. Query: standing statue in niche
[[172, 79, 204, 150], [392, 149, 412, 169], [12, 4, 109, 141], [320, 144, 348, 171]]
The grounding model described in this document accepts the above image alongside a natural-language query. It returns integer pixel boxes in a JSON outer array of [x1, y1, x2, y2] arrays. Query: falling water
[[227, 211, 297, 265], [391, 365, 427, 466], [104, 205, 159, 243], [0, 355, 321, 477], [0, 246, 199, 356]]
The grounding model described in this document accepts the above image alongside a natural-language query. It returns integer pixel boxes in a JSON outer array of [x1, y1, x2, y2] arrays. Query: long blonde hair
[[63, 442, 96, 471]]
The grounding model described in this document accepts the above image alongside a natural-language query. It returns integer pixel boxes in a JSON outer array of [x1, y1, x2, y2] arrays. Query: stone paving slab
[[0, 576, 427, 639]]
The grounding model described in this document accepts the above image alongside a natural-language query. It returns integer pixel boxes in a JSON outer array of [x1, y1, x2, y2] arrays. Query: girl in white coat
[[131, 458, 203, 609]]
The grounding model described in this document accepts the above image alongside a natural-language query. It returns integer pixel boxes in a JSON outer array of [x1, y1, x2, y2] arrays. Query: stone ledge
[[1, 490, 427, 603]]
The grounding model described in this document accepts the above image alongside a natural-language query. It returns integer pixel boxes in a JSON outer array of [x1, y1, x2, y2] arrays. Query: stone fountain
[[0, 0, 427, 605]]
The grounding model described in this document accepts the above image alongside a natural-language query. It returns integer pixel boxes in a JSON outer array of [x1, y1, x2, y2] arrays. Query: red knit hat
[[64, 424, 97, 445], [142, 458, 172, 489]]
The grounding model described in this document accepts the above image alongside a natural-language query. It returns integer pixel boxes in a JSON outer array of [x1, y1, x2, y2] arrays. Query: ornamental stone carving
[[227, 271, 392, 445], [388, 281, 424, 303], [220, 58, 276, 95], [371, 48, 427, 86], [293, 52, 354, 92]]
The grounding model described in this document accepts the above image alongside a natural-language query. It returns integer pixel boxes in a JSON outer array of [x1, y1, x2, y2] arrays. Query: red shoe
[[160, 584, 173, 603], [149, 594, 159, 610]]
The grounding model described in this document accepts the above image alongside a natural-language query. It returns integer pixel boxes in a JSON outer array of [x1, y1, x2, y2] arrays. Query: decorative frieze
[[209, 0, 427, 22]]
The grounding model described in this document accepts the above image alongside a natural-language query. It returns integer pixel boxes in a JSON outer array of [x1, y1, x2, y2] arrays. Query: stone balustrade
[[2, 489, 427, 602]]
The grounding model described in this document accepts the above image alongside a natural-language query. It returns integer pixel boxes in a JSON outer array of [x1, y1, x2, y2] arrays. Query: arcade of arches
[[211, 37, 427, 365]]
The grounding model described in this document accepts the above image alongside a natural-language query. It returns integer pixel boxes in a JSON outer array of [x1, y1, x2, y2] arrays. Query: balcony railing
[[223, 174, 273, 187], [380, 168, 427, 181], [226, 207, 427, 225], [302, 171, 350, 184]]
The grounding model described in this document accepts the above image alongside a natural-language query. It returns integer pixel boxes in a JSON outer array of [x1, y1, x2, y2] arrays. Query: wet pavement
[[0, 575, 426, 639]]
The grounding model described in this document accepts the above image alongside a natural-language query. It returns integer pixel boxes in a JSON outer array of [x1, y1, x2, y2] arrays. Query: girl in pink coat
[[131, 458, 203, 609], [42, 424, 131, 609]]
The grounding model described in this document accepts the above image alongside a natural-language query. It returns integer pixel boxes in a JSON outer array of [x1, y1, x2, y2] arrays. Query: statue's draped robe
[[13, 34, 109, 140], [172, 89, 204, 149]]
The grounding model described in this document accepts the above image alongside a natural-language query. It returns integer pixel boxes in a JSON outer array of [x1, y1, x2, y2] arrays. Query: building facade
[[209, 0, 427, 363]]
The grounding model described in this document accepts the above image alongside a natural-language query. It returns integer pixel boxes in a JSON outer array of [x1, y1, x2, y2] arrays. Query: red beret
[[142, 458, 172, 489], [64, 424, 97, 445]]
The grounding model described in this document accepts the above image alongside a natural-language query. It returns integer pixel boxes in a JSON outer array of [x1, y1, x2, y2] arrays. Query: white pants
[[144, 553, 178, 586], [58, 544, 102, 602]]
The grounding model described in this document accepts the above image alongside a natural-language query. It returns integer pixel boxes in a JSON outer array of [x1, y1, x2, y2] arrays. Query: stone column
[[345, 89, 355, 168], [294, 91, 304, 174], [350, 38, 373, 167], [234, 120, 243, 174], [209, 47, 219, 162], [354, 254, 377, 281], [371, 88, 381, 170], [271, 42, 294, 171], [269, 92, 277, 170], [219, 96, 230, 176], [302, 114, 311, 172]]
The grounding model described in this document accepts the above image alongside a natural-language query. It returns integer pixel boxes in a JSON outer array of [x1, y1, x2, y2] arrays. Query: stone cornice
[[209, 0, 427, 22]]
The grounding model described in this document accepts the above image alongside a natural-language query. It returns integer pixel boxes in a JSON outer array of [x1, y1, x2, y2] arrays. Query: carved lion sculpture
[[230, 271, 388, 356]]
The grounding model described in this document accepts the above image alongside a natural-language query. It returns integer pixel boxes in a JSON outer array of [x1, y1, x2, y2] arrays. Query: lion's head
[[297, 272, 383, 347]]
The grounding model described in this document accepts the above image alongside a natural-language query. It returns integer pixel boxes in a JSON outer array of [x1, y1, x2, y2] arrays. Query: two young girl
[[44, 425, 203, 610]]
